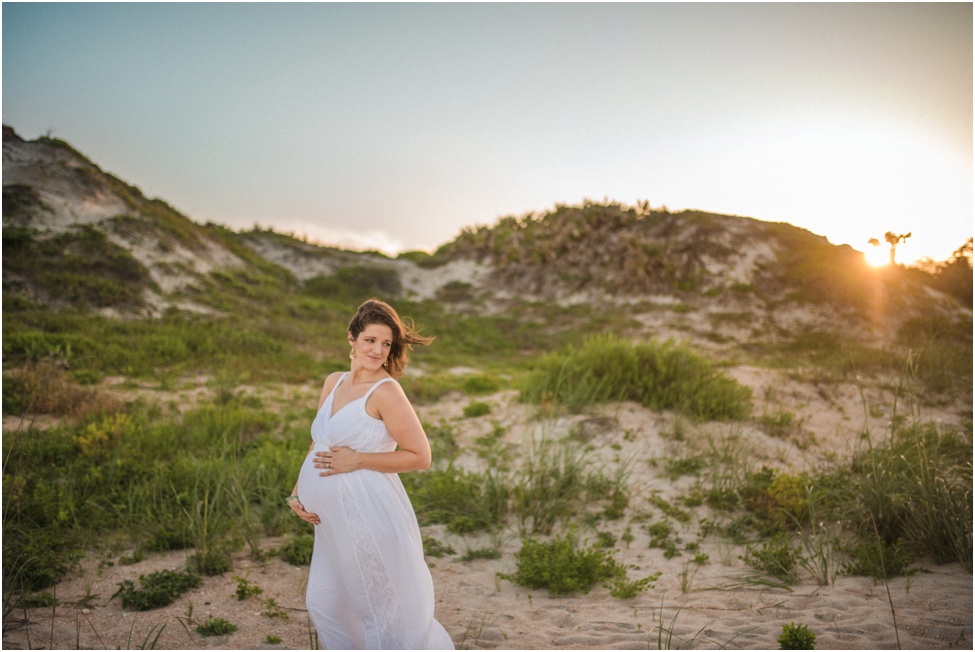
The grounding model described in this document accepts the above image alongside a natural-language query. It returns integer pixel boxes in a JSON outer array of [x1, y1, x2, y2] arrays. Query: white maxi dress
[[296, 373, 454, 650]]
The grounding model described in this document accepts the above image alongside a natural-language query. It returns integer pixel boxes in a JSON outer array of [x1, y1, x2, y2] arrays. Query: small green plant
[[463, 401, 491, 418], [462, 374, 501, 394], [621, 525, 634, 548], [118, 550, 145, 566], [20, 591, 57, 608], [186, 548, 232, 576], [759, 409, 801, 437], [266, 634, 283, 644], [841, 538, 914, 580], [232, 576, 264, 601], [648, 494, 692, 523], [279, 534, 314, 566], [740, 534, 803, 584], [501, 531, 625, 595], [262, 597, 289, 620], [422, 536, 456, 558], [647, 520, 682, 558], [663, 454, 705, 479], [596, 531, 616, 548], [778, 622, 816, 649], [601, 486, 629, 520], [111, 569, 202, 611], [460, 547, 503, 562], [607, 571, 660, 599], [196, 616, 237, 637]]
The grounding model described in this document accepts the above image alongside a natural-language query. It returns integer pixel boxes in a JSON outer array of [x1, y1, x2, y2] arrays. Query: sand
[[3, 371, 971, 650]]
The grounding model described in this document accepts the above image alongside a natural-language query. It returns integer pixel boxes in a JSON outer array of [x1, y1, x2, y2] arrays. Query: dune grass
[[1, 391, 314, 594], [687, 406, 972, 580], [520, 334, 752, 420]]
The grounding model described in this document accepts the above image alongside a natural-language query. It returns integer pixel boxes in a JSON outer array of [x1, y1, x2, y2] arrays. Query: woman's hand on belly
[[314, 446, 361, 476], [289, 497, 320, 525]]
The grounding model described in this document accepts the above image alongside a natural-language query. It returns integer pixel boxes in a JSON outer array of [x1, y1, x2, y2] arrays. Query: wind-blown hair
[[347, 299, 434, 378]]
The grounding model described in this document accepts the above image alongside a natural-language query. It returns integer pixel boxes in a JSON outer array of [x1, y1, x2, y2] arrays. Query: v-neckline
[[328, 373, 385, 419]]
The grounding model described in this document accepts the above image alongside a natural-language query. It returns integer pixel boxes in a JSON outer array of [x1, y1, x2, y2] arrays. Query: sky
[[3, 2, 972, 264]]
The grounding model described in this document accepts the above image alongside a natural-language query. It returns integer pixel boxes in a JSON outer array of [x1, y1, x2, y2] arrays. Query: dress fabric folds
[[296, 373, 453, 650]]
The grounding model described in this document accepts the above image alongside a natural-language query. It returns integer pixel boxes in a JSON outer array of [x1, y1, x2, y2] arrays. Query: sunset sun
[[864, 242, 890, 267]]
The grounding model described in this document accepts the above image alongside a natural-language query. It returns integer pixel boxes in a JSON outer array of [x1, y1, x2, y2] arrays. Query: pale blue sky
[[3, 2, 972, 262]]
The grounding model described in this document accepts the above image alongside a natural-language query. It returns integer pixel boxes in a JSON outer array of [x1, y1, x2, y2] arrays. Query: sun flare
[[864, 245, 890, 267]]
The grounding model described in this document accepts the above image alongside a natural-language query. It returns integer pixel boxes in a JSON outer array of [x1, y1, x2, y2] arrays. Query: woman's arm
[[314, 381, 431, 475]]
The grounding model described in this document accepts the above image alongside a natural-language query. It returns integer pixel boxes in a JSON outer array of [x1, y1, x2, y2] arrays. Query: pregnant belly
[[295, 443, 341, 515]]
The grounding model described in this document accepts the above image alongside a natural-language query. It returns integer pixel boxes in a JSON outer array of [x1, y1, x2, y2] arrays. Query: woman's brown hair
[[347, 298, 434, 378]]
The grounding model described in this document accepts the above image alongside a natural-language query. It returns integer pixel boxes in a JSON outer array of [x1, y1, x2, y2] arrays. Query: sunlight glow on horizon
[[2, 3, 970, 264]]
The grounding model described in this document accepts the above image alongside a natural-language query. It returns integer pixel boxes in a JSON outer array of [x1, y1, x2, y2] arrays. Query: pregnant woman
[[288, 299, 453, 649]]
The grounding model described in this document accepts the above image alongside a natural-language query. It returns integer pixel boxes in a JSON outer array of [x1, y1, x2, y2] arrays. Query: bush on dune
[[520, 334, 751, 420]]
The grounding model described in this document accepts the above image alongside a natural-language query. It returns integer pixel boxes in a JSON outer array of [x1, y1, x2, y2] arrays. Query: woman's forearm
[[350, 448, 430, 474]]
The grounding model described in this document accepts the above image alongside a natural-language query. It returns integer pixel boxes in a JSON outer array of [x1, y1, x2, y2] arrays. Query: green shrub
[[404, 465, 508, 534], [520, 334, 751, 420], [460, 547, 502, 562], [118, 550, 145, 566], [19, 591, 57, 608], [462, 374, 502, 394], [740, 534, 804, 584], [896, 314, 973, 395], [422, 536, 456, 558], [232, 576, 264, 600], [463, 401, 491, 418], [596, 531, 616, 548], [503, 531, 626, 595], [510, 436, 619, 535], [646, 520, 682, 559], [279, 534, 314, 566], [779, 622, 816, 650], [111, 569, 202, 610], [303, 265, 402, 301], [262, 597, 289, 620], [2, 225, 152, 308], [663, 455, 705, 479], [2, 524, 80, 592], [186, 548, 233, 576], [606, 571, 661, 599], [841, 538, 914, 579], [196, 616, 238, 637], [848, 422, 972, 570]]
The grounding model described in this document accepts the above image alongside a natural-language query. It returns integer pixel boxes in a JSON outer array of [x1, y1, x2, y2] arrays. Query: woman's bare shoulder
[[317, 371, 346, 407], [322, 371, 346, 388], [371, 377, 411, 409]]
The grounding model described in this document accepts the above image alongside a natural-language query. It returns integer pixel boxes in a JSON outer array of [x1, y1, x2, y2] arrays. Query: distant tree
[[883, 231, 912, 265], [934, 237, 973, 305]]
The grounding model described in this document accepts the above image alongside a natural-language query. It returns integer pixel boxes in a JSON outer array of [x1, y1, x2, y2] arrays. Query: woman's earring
[[349, 348, 357, 359]]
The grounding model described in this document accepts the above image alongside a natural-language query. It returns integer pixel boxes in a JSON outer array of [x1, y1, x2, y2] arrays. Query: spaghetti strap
[[363, 377, 395, 401]]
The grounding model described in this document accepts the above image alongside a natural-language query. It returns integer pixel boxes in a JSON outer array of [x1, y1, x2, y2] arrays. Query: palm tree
[[883, 231, 912, 265]]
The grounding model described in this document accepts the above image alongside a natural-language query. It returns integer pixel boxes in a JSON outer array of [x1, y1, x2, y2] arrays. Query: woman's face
[[349, 323, 394, 371]]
